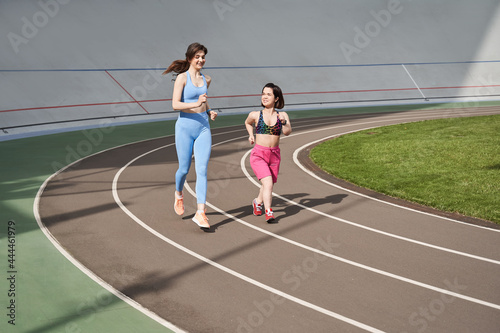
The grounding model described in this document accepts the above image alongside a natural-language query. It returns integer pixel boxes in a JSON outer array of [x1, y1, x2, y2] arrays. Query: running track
[[36, 106, 500, 332]]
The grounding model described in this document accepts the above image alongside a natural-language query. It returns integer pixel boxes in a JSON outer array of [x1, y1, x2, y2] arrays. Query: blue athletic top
[[255, 110, 282, 136], [181, 72, 207, 103]]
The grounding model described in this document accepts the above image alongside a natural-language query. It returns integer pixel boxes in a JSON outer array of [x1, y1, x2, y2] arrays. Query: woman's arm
[[245, 111, 258, 144], [280, 112, 292, 136], [206, 74, 212, 88], [204, 75, 218, 120]]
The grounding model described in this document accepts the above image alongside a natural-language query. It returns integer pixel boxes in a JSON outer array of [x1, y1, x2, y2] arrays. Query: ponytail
[[162, 59, 190, 75]]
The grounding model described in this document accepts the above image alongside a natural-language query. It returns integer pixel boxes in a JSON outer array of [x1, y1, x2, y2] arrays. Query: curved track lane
[[37, 107, 500, 332]]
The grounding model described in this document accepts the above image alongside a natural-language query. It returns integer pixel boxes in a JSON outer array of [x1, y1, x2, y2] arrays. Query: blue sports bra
[[181, 72, 207, 103], [255, 110, 282, 136]]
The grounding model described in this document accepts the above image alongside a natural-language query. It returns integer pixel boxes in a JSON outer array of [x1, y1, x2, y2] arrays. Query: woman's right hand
[[198, 93, 207, 106], [248, 134, 255, 145]]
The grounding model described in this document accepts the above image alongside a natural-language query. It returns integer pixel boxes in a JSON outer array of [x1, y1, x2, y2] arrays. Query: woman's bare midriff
[[255, 134, 280, 148], [180, 104, 207, 114]]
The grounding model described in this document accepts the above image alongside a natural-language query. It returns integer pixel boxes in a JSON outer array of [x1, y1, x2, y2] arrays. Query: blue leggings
[[175, 111, 212, 204]]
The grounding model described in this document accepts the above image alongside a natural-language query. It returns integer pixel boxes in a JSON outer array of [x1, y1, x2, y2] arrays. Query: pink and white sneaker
[[192, 210, 210, 228], [174, 192, 184, 216]]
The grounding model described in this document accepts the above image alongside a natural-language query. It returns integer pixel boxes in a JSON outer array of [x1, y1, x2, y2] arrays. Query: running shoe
[[174, 193, 184, 215], [192, 210, 210, 228], [252, 199, 263, 216], [265, 209, 275, 223]]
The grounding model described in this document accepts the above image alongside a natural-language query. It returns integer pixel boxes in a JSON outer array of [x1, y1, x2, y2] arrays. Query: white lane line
[[187, 119, 500, 311], [240, 126, 500, 266], [34, 142, 188, 333], [112, 146, 386, 333], [34, 109, 498, 333], [227, 113, 500, 266], [107, 110, 499, 331], [291, 129, 500, 233], [185, 180, 500, 311], [32, 131, 245, 333]]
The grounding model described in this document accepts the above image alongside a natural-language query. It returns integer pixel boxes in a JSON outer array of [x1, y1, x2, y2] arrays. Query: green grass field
[[310, 114, 500, 224]]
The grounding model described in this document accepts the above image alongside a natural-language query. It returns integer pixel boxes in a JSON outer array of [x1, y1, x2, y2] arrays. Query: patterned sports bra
[[255, 110, 282, 136]]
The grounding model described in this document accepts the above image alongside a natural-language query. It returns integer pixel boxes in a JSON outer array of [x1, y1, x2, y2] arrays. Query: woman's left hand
[[279, 115, 287, 125], [209, 110, 218, 121]]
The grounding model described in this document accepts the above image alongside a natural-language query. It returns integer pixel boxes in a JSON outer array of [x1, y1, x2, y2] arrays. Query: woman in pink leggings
[[244, 83, 292, 222]]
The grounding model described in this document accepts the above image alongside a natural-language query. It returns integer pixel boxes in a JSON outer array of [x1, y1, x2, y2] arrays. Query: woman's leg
[[175, 119, 195, 194], [259, 176, 274, 212], [193, 126, 212, 211]]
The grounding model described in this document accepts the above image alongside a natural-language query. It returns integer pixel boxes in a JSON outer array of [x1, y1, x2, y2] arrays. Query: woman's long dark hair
[[162, 42, 208, 75]]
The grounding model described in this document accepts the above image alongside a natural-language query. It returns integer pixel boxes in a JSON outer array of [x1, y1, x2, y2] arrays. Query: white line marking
[[31, 131, 247, 333], [242, 114, 500, 234], [193, 119, 500, 311], [113, 147, 386, 333], [237, 151, 500, 312], [34, 108, 500, 333], [292, 130, 500, 234], [284, 114, 500, 230], [34, 143, 187, 333], [220, 113, 500, 268], [172, 111, 500, 313], [185, 181, 500, 312], [285, 110, 500, 228]]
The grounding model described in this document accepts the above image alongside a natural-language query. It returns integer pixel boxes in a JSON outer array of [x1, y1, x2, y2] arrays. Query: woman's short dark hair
[[262, 83, 285, 109]]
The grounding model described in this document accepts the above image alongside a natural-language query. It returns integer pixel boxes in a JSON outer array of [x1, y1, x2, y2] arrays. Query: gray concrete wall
[[1, 0, 500, 139]]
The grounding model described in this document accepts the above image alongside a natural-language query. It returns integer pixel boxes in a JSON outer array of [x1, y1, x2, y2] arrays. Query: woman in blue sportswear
[[163, 42, 217, 228]]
